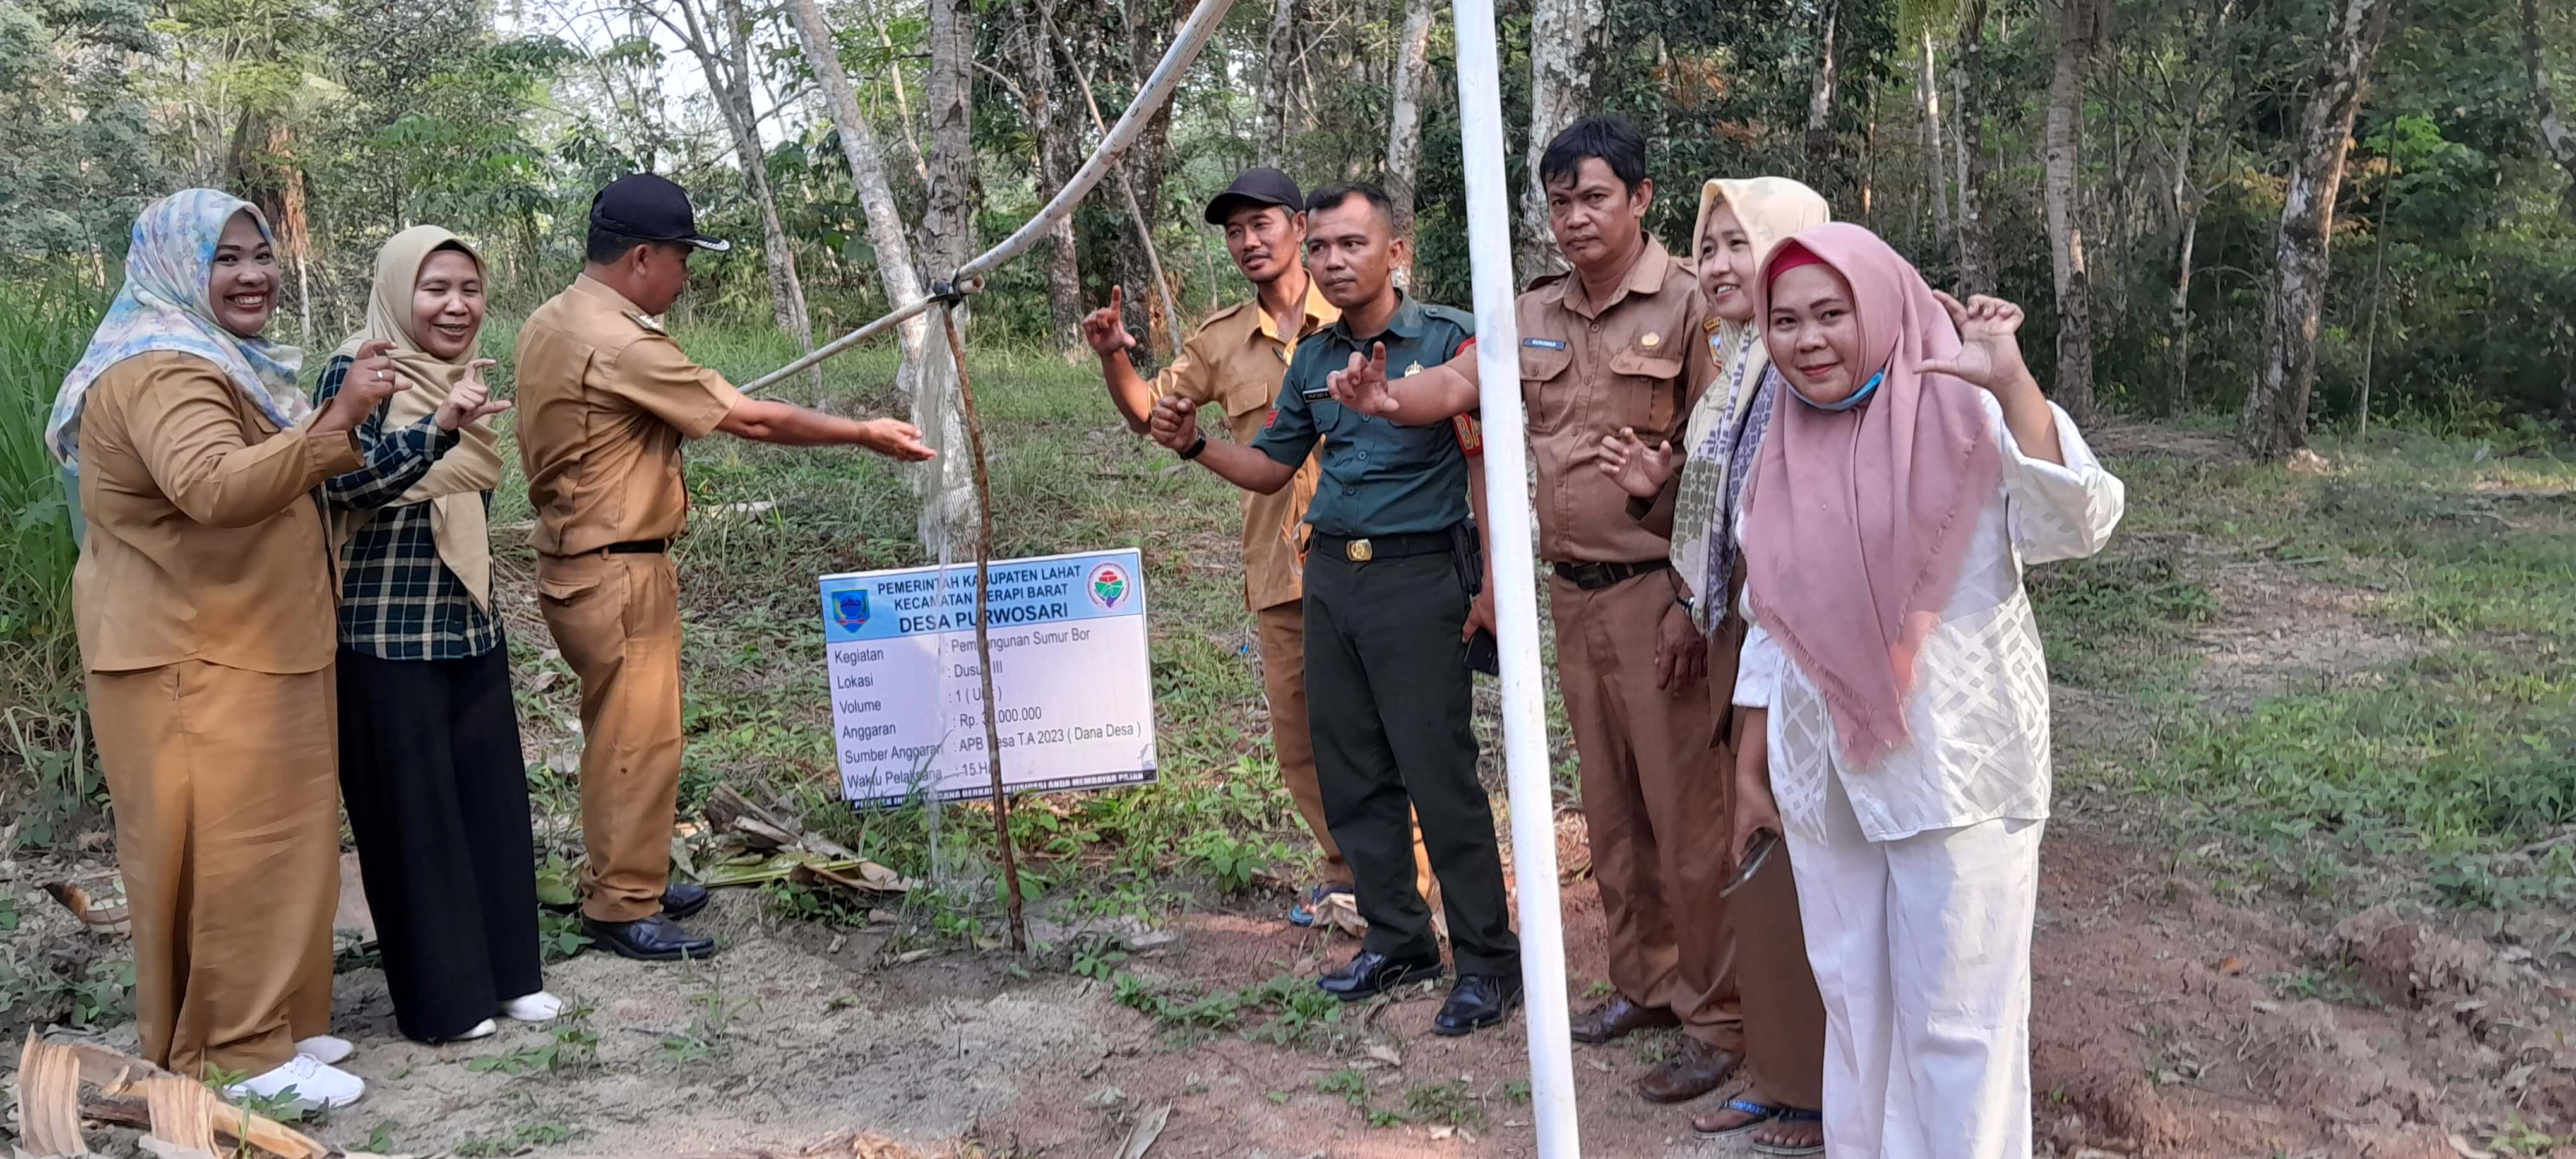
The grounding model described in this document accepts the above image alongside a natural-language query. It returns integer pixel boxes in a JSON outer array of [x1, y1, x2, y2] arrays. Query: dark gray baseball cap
[[1204, 168, 1305, 224], [591, 174, 732, 252]]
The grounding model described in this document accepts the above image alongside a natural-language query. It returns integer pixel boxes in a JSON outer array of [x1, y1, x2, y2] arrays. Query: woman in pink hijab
[[1727, 222, 2125, 1159]]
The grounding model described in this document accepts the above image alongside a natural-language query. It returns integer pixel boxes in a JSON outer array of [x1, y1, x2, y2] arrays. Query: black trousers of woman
[[336, 638, 542, 1042]]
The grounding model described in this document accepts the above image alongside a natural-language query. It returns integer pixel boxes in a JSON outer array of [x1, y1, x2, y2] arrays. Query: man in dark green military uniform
[[1147, 182, 1521, 1037]]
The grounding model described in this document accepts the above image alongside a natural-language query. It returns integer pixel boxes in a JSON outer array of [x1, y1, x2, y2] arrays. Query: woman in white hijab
[[318, 225, 560, 1045]]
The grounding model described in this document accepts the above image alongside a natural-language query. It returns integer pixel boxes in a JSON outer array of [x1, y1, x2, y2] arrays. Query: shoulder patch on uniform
[[1521, 270, 1570, 294], [1416, 302, 1478, 331], [623, 311, 668, 335], [1452, 413, 1484, 457]]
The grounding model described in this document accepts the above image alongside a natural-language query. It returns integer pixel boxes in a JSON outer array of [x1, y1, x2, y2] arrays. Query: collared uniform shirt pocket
[[1518, 341, 1576, 434], [1607, 347, 1686, 439]]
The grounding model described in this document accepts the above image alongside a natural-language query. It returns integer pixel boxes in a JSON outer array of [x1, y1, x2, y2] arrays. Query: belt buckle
[[1346, 537, 1374, 562]]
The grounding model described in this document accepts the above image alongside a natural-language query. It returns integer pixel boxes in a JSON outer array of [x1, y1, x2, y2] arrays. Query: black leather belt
[[604, 538, 672, 555], [1311, 530, 1452, 562], [1552, 557, 1670, 590]]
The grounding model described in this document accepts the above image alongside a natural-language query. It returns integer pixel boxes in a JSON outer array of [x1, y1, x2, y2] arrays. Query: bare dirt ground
[[11, 420, 2574, 1157], [9, 807, 2564, 1158]]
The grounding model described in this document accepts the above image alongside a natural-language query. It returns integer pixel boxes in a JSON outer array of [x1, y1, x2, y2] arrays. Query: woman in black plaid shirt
[[318, 227, 560, 1045]]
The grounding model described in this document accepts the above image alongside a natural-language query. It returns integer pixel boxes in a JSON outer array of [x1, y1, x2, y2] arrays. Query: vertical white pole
[[1450, 1, 1581, 1154]]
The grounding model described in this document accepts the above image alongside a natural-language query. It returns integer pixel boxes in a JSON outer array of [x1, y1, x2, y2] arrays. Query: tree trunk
[[1015, 5, 1086, 357], [781, 0, 931, 400], [678, 0, 822, 403], [876, 12, 931, 185], [1860, 93, 1878, 217], [1521, 0, 1604, 283], [2520, 0, 2576, 220], [2358, 218, 2388, 438], [920, 0, 980, 542], [1949, 0, 1994, 295], [1259, 0, 1301, 169], [1919, 28, 1954, 257], [1116, 0, 1183, 360], [1805, 0, 1840, 182], [2044, 0, 2100, 421], [924, 0, 977, 282], [2167, 123, 2200, 409], [1385, 0, 1436, 250], [2238, 0, 2397, 459]]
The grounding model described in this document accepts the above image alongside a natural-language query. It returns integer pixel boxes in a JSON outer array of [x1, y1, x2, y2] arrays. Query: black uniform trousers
[[335, 639, 543, 1042], [1303, 544, 1521, 977]]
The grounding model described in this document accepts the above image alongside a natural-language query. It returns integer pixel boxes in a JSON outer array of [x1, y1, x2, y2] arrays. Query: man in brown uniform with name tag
[[1080, 168, 1429, 929], [518, 173, 933, 961], [1328, 118, 1741, 1102]]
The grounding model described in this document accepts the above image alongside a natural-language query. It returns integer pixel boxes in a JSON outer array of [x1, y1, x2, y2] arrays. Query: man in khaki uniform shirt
[[1328, 119, 1741, 1102], [518, 174, 933, 961], [1082, 169, 1429, 927]]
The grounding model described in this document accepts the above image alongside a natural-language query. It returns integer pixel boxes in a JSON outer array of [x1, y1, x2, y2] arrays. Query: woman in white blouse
[[1727, 223, 2126, 1159]]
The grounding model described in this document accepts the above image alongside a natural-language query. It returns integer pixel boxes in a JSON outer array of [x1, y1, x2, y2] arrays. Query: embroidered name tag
[[1522, 338, 1567, 350]]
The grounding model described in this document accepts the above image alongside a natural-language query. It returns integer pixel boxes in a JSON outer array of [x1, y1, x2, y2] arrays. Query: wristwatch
[[1178, 434, 1208, 461]]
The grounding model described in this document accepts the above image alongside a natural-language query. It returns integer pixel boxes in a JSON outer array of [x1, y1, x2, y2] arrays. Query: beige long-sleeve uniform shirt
[[72, 351, 364, 675], [1148, 280, 1337, 611], [1450, 237, 1718, 564]]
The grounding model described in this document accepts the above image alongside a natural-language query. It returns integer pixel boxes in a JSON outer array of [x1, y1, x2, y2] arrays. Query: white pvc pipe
[[1450, 0, 1580, 1154]]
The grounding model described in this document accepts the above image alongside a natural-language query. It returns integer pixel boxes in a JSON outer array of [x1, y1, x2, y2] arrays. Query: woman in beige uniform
[[47, 189, 480, 1110]]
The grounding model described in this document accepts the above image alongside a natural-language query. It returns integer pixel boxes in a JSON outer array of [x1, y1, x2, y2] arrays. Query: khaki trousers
[[1256, 601, 1431, 900], [90, 662, 340, 1078], [538, 552, 685, 924], [1728, 710, 1829, 1108], [1549, 570, 1741, 1049]]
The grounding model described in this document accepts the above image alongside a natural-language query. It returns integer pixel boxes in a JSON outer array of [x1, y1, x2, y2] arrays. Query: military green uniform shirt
[[1253, 295, 1482, 537]]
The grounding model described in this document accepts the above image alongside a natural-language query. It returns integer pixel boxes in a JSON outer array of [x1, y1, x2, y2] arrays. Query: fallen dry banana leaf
[[1116, 1103, 1171, 1159], [16, 1029, 88, 1156], [696, 851, 915, 895], [40, 881, 129, 933], [18, 1034, 330, 1159]]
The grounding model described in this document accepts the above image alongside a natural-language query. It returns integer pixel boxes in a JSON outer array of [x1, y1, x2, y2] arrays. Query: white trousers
[[1784, 771, 2043, 1159]]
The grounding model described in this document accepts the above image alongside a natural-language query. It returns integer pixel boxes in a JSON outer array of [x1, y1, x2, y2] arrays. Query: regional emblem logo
[[1087, 563, 1131, 610], [832, 589, 871, 631]]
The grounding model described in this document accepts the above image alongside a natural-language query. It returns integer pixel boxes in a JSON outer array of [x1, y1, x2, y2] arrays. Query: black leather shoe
[[662, 882, 710, 920], [583, 913, 719, 962], [1316, 950, 1444, 1001], [1433, 972, 1523, 1036]]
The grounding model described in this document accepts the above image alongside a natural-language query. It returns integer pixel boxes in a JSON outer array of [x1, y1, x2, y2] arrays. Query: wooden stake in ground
[[936, 302, 1027, 954]]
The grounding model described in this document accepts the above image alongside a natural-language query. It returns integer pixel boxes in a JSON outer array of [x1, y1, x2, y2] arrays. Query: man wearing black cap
[[517, 173, 934, 961], [1080, 168, 1429, 930]]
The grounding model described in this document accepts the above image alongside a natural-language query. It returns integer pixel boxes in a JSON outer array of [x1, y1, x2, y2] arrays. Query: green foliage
[[535, 909, 592, 964], [0, 952, 133, 1030], [0, 284, 100, 845], [1114, 971, 1347, 1047]]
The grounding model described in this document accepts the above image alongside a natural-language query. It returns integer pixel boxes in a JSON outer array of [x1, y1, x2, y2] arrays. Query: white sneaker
[[223, 1054, 365, 1110], [446, 1018, 498, 1042], [294, 1034, 354, 1066], [501, 990, 565, 1023]]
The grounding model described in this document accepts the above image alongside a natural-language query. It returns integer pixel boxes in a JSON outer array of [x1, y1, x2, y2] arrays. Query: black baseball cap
[[590, 174, 732, 252], [1203, 168, 1304, 224]]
